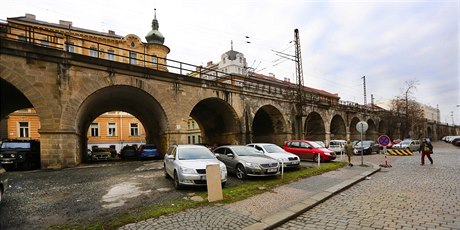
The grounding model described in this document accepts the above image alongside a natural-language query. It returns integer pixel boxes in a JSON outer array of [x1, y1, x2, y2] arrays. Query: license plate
[[267, 168, 277, 173]]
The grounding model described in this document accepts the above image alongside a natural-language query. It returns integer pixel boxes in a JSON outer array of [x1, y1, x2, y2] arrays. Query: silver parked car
[[246, 143, 300, 169], [329, 140, 346, 154], [392, 139, 421, 152], [214, 145, 280, 179], [164, 145, 227, 189]]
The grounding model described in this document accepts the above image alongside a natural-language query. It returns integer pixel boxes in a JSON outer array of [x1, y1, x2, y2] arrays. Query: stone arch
[[252, 104, 287, 145], [350, 117, 361, 141], [0, 78, 34, 118], [190, 98, 241, 146], [330, 114, 347, 140], [76, 85, 168, 162], [367, 119, 378, 140], [304, 112, 325, 141], [427, 126, 433, 139], [378, 120, 388, 135]]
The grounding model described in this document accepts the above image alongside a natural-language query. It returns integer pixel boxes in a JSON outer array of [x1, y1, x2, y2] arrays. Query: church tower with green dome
[[144, 9, 170, 71], [145, 9, 165, 44]]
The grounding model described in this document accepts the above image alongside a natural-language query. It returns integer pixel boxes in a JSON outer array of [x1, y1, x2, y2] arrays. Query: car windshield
[[262, 144, 284, 153], [178, 148, 215, 160], [233, 146, 264, 156], [401, 140, 411, 145], [309, 141, 323, 148], [355, 141, 373, 146], [144, 145, 157, 149], [1, 142, 31, 149]]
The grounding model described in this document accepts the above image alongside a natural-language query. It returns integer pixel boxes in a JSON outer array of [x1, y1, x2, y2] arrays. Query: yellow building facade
[[4, 11, 169, 71]]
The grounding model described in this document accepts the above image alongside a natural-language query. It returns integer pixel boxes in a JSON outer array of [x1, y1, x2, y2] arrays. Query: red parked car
[[283, 140, 336, 162]]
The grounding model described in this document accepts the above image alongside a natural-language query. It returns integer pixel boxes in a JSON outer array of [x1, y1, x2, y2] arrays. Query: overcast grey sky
[[1, 0, 459, 124]]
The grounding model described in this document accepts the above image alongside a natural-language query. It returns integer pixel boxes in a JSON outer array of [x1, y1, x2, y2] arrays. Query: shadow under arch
[[190, 98, 241, 146], [252, 104, 287, 145], [304, 112, 325, 141], [76, 85, 168, 162]]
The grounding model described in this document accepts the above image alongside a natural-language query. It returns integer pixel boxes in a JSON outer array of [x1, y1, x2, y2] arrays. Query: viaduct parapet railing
[[1, 20, 377, 113]]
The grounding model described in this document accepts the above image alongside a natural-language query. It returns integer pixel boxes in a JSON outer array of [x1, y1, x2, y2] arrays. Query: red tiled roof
[[249, 72, 339, 98]]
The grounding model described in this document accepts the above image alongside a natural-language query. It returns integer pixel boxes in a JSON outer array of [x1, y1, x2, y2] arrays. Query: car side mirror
[[226, 153, 235, 158], [167, 155, 174, 160]]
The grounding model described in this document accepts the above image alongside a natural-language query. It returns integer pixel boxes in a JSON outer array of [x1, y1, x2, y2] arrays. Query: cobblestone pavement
[[277, 142, 460, 230]]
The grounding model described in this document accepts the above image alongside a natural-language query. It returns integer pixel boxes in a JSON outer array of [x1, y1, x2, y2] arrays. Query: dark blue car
[[138, 144, 160, 160]]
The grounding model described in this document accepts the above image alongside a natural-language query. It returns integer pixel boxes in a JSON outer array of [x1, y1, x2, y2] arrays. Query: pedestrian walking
[[344, 139, 354, 167], [419, 138, 433, 165]]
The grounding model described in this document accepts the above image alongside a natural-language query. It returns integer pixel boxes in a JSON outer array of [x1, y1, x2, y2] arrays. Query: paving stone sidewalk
[[120, 162, 380, 230]]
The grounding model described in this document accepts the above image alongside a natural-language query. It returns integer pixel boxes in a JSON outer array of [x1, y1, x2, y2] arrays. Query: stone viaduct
[[1, 35, 457, 169]]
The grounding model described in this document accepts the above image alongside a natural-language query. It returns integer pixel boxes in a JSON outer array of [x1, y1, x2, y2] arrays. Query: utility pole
[[362, 76, 367, 106], [294, 28, 304, 139]]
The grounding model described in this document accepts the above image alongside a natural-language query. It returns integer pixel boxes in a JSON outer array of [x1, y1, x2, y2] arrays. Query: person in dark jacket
[[419, 138, 433, 165]]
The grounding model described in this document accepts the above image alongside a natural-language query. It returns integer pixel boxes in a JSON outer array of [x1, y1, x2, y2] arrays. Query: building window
[[188, 136, 191, 144], [108, 123, 116, 137], [198, 135, 201, 143], [18, 35, 27, 42], [192, 136, 196, 144], [191, 121, 195, 129], [90, 123, 99, 137], [152, 55, 158, 64], [129, 51, 137, 64], [107, 50, 115, 61], [40, 40, 50, 47], [19, 122, 29, 138], [130, 123, 139, 136], [65, 42, 75, 53], [89, 47, 98, 57]]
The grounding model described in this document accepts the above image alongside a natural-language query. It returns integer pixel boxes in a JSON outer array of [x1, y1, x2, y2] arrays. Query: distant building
[[1, 109, 146, 153], [375, 99, 440, 122], [188, 42, 340, 105]]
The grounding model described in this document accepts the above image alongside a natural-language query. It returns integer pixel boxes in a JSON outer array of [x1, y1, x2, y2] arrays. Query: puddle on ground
[[102, 182, 151, 209]]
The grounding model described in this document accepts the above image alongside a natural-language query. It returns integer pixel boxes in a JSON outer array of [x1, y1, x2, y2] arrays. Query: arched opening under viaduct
[[0, 78, 34, 119], [190, 98, 241, 146], [330, 115, 346, 140], [252, 105, 287, 145], [427, 126, 433, 138], [76, 85, 168, 162], [350, 117, 361, 141], [378, 120, 388, 136], [367, 119, 378, 140], [304, 112, 325, 141]]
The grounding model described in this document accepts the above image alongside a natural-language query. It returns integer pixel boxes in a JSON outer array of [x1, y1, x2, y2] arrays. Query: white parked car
[[392, 139, 421, 152], [246, 143, 300, 169], [164, 145, 227, 189]]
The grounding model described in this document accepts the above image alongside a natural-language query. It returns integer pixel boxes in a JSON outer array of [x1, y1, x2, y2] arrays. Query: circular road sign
[[356, 121, 368, 134], [378, 135, 391, 146]]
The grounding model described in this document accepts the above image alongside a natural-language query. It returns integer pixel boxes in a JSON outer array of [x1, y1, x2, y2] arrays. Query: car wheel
[[236, 164, 246, 180], [174, 171, 183, 189], [313, 154, 321, 162], [164, 164, 170, 179]]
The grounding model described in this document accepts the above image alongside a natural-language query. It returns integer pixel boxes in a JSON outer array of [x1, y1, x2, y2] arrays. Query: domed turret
[[145, 9, 165, 44]]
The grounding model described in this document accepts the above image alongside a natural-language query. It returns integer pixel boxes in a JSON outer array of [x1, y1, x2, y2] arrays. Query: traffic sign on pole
[[356, 121, 368, 134], [378, 135, 391, 146]]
